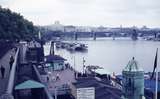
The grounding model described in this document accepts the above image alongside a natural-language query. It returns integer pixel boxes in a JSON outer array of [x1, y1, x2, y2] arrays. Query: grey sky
[[0, 0, 160, 27]]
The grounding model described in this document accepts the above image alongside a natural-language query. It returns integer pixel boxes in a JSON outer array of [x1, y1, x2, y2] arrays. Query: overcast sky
[[0, 0, 160, 27]]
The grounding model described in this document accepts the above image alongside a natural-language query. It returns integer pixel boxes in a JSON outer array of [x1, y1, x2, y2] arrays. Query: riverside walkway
[[0, 49, 16, 96]]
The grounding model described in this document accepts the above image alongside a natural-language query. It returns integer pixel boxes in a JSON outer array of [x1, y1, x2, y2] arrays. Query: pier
[[0, 42, 53, 99], [0, 40, 159, 99]]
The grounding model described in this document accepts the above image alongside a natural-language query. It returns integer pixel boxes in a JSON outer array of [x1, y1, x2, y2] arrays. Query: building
[[45, 55, 66, 71], [122, 57, 144, 99], [131, 29, 138, 40], [50, 21, 64, 32], [64, 25, 76, 33], [76, 26, 92, 32], [26, 41, 44, 63], [71, 77, 122, 99]]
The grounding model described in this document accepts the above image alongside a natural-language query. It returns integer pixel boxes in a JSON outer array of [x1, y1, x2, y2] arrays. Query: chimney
[[50, 41, 55, 55]]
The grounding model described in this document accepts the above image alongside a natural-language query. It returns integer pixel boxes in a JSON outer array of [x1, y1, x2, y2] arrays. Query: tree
[[0, 6, 37, 41]]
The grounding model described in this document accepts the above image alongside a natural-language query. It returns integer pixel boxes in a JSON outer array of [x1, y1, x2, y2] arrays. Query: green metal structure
[[122, 57, 144, 99]]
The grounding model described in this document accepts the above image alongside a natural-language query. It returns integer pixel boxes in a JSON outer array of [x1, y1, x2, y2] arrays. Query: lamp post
[[82, 57, 85, 74], [55, 86, 57, 99]]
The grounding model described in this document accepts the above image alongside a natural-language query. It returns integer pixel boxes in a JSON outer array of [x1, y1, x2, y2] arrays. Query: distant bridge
[[43, 29, 160, 40]]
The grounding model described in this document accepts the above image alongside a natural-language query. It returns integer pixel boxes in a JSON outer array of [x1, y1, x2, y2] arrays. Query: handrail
[[6, 48, 19, 94], [32, 65, 54, 99]]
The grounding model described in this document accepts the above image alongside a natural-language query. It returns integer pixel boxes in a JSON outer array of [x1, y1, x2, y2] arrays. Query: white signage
[[77, 87, 95, 99]]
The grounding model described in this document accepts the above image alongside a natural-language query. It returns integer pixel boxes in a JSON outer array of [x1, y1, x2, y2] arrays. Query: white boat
[[74, 43, 88, 51]]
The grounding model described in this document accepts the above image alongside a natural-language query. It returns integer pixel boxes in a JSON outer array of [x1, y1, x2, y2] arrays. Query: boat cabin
[[45, 55, 66, 71]]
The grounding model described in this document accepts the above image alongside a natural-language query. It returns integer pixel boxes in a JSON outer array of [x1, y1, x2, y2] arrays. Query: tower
[[122, 57, 144, 99]]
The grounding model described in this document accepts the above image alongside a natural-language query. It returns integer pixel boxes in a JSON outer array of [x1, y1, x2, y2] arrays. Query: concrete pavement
[[0, 49, 15, 96]]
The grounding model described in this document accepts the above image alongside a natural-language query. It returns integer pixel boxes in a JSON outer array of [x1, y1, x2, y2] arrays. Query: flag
[[150, 48, 158, 79]]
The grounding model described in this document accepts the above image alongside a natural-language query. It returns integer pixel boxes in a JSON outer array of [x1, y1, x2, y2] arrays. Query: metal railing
[[32, 65, 54, 99], [6, 48, 19, 94]]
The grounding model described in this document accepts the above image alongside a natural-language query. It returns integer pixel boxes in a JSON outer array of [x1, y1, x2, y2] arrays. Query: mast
[[150, 48, 158, 99], [155, 48, 158, 99], [155, 65, 158, 99], [73, 55, 77, 78], [82, 57, 85, 74]]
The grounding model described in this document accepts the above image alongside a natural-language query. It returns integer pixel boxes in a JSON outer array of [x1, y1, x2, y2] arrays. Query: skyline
[[0, 0, 160, 28]]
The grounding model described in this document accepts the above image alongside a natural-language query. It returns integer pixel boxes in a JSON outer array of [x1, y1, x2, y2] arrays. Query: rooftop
[[15, 80, 45, 90], [28, 41, 41, 48], [123, 57, 143, 72], [45, 55, 66, 63], [73, 77, 122, 99]]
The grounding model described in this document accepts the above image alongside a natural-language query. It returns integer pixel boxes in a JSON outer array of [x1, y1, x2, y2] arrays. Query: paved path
[[0, 49, 15, 96], [43, 68, 76, 95]]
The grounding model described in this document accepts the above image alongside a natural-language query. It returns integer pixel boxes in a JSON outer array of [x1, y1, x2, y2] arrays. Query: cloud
[[0, 0, 160, 27]]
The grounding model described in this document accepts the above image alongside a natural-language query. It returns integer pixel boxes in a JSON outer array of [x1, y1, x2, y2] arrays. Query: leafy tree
[[0, 6, 37, 41]]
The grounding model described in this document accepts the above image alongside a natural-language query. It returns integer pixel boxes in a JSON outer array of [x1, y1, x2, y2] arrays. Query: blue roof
[[144, 79, 160, 93], [15, 80, 45, 90], [45, 55, 66, 63]]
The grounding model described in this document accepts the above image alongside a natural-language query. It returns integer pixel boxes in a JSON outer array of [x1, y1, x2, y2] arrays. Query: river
[[44, 37, 160, 75]]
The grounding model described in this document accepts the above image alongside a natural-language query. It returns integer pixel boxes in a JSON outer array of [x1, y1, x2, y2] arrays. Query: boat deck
[[43, 68, 76, 95]]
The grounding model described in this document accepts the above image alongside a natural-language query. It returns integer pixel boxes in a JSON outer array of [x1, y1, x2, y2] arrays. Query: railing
[[32, 65, 54, 99], [6, 48, 19, 94]]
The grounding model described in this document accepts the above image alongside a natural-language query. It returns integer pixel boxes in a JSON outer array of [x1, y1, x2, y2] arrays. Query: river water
[[44, 37, 160, 75]]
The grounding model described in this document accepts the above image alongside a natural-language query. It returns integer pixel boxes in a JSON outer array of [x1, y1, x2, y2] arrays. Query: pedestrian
[[47, 76, 49, 82], [14, 47, 17, 52], [56, 73, 60, 81], [0, 65, 5, 79], [9, 55, 14, 70]]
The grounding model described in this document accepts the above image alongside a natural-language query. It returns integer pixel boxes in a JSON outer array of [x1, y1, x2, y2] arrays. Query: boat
[[66, 43, 77, 51], [55, 42, 62, 48], [55, 42, 88, 51], [74, 43, 88, 51], [55, 42, 68, 49]]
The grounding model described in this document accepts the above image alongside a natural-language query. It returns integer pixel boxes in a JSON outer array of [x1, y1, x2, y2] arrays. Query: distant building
[[131, 29, 138, 40], [64, 25, 76, 32], [46, 21, 64, 32], [96, 26, 108, 32], [122, 57, 144, 99], [141, 25, 149, 30], [76, 26, 92, 32]]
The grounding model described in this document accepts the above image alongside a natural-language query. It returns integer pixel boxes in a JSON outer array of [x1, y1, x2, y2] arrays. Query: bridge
[[43, 29, 160, 41]]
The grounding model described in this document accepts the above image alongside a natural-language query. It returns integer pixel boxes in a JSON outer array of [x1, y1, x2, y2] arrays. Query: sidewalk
[[0, 49, 15, 96]]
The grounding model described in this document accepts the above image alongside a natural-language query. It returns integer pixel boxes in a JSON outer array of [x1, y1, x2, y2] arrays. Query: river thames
[[44, 37, 160, 75]]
